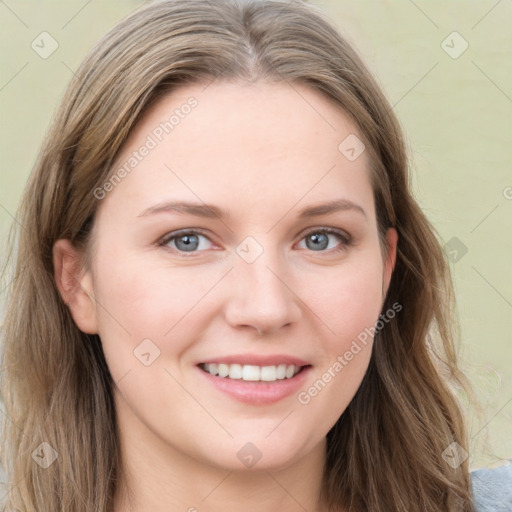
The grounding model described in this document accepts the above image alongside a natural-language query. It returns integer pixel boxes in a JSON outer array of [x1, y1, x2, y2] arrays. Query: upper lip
[[198, 354, 311, 367]]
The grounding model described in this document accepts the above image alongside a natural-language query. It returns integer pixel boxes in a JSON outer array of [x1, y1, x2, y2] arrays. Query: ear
[[382, 227, 398, 299], [53, 239, 98, 334]]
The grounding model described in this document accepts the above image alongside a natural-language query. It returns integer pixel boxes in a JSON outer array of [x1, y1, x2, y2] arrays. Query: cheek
[[93, 253, 221, 335], [90, 249, 226, 386], [304, 256, 384, 346], [294, 254, 383, 414], [90, 255, 221, 424]]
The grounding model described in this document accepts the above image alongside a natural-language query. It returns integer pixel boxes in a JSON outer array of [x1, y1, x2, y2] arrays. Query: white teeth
[[242, 365, 260, 381], [285, 365, 296, 378], [202, 363, 301, 382], [260, 366, 276, 381], [229, 364, 243, 379], [218, 363, 229, 378]]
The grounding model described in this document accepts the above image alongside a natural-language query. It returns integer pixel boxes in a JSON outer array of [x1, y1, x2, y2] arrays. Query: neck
[[112, 397, 328, 512]]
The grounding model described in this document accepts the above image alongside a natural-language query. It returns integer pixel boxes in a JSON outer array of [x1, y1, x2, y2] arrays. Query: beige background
[[1, 0, 511, 469]]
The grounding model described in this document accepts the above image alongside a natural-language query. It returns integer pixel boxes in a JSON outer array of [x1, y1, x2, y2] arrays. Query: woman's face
[[66, 81, 397, 472]]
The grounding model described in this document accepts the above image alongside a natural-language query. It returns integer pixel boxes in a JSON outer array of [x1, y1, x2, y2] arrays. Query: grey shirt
[[471, 462, 512, 511]]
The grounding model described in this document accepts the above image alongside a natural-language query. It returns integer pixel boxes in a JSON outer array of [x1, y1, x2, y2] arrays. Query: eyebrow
[[298, 199, 367, 220], [138, 199, 367, 221], [138, 201, 226, 219]]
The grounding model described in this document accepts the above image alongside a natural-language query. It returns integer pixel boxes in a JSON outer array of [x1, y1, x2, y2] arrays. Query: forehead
[[100, 80, 374, 223]]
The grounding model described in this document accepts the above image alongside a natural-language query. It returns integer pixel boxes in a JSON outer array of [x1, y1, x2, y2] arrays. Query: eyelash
[[157, 227, 353, 254]]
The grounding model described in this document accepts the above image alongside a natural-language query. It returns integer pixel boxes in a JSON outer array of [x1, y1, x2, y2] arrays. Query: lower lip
[[197, 366, 312, 405]]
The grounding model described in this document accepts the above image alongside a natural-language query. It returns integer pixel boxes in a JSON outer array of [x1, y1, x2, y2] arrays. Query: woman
[[1, 1, 510, 511]]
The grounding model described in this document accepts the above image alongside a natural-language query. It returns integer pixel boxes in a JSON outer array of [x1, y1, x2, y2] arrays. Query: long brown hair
[[1, 1, 475, 510]]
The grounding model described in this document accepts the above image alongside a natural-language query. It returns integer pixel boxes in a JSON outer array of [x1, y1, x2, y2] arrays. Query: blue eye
[[159, 228, 351, 254], [298, 229, 350, 252], [160, 231, 213, 252]]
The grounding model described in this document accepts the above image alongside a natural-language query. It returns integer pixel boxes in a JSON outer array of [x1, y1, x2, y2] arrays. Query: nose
[[223, 253, 302, 336]]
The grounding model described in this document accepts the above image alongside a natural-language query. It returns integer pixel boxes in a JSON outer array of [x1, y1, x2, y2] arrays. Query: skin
[[54, 81, 397, 512]]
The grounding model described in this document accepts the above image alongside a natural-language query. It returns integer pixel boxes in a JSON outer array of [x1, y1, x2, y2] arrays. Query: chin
[[192, 432, 322, 474]]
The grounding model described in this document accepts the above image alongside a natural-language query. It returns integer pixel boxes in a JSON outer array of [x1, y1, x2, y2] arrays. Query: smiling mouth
[[198, 363, 308, 382]]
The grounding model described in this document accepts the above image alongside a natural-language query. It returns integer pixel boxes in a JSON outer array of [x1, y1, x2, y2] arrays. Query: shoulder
[[471, 461, 512, 512]]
